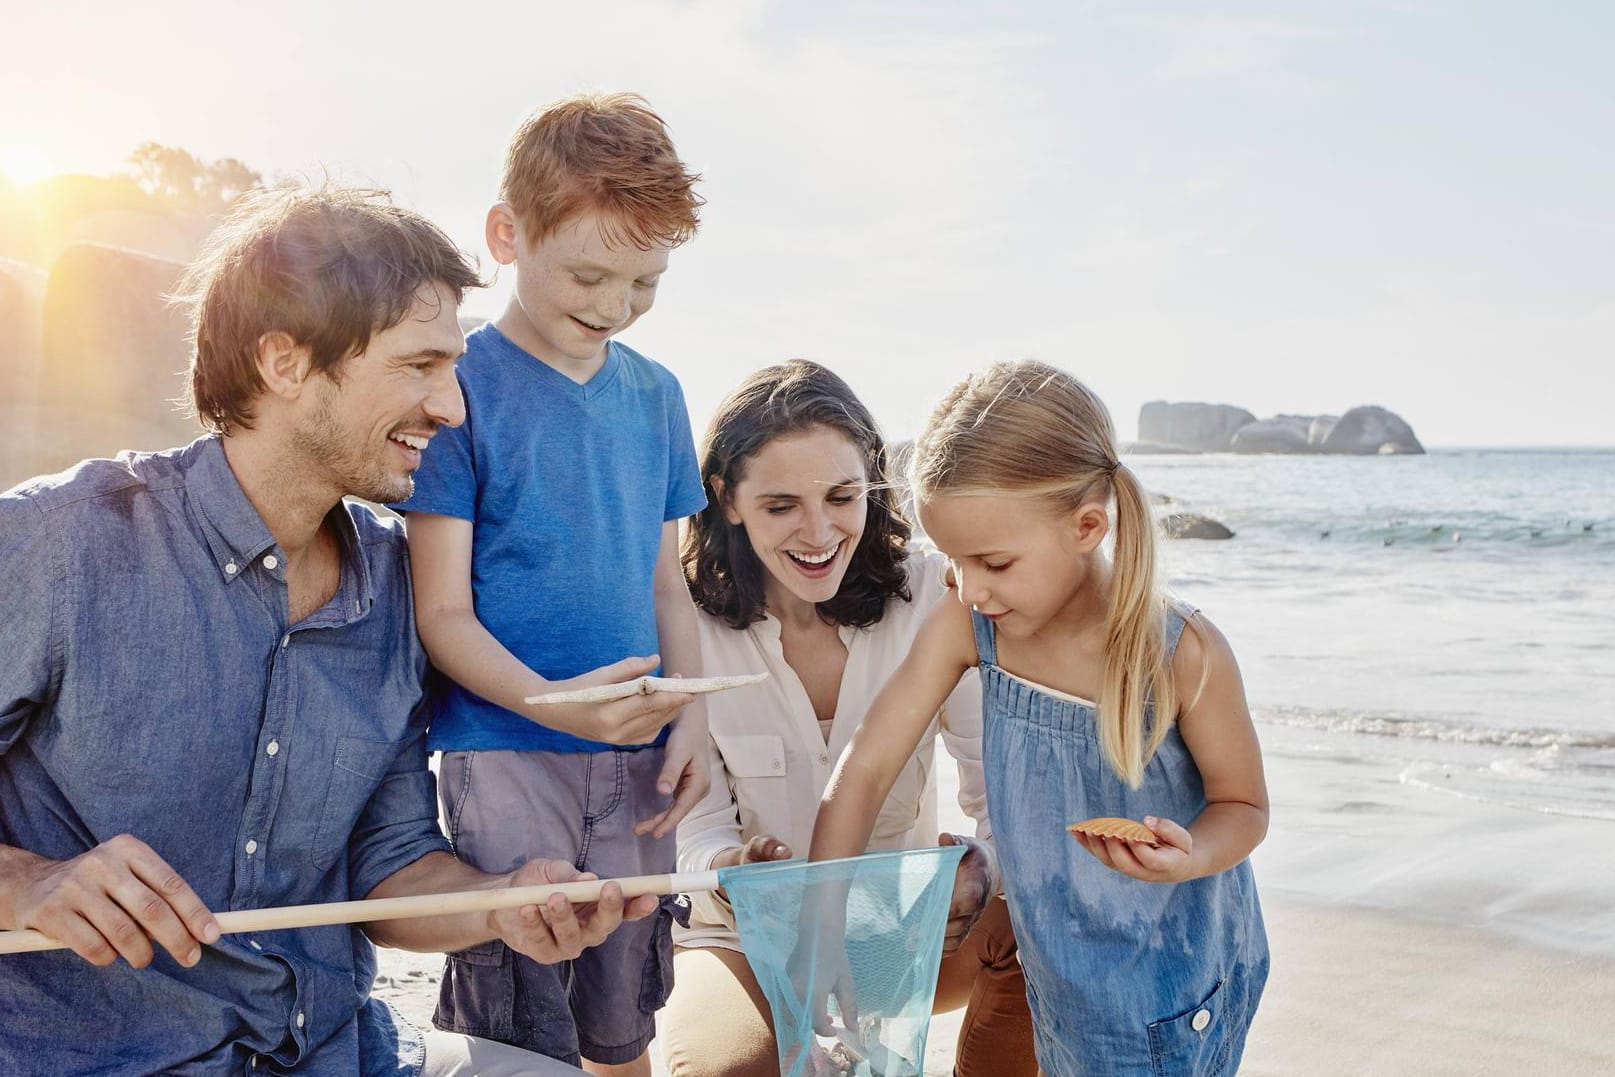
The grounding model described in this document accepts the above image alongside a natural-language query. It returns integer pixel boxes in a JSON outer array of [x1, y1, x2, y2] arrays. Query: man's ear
[[254, 331, 313, 400], [710, 476, 743, 526], [486, 203, 520, 266], [1070, 500, 1111, 552]]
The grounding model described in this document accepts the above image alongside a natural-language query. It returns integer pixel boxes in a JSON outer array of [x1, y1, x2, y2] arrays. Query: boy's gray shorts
[[432, 747, 684, 1067]]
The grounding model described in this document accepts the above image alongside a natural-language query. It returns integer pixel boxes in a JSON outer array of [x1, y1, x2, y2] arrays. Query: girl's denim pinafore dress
[[972, 604, 1269, 1077]]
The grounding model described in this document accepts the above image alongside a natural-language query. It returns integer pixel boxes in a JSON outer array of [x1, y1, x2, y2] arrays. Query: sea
[[1110, 447, 1615, 955]]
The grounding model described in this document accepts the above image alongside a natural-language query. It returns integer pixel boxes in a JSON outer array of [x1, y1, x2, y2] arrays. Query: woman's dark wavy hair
[[684, 359, 912, 629]]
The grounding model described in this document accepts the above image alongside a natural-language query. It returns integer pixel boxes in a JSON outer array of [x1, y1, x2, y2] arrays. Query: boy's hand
[[634, 709, 711, 838], [530, 655, 693, 745], [488, 859, 658, 964], [1071, 815, 1193, 882]]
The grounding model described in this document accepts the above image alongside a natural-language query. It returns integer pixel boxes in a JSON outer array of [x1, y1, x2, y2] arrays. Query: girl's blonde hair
[[912, 360, 1177, 788]]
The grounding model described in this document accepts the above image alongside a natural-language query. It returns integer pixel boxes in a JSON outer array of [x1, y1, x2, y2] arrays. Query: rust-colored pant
[[661, 895, 1037, 1077]]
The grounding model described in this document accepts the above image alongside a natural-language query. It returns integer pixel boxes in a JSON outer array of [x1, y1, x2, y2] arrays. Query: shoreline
[[374, 726, 1615, 1074], [375, 892, 1615, 1076]]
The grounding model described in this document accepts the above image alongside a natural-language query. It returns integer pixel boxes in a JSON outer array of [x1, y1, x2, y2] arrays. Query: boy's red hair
[[500, 92, 703, 250]]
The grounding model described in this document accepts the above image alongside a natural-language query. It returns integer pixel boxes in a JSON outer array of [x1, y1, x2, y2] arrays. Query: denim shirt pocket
[[311, 736, 394, 871], [1147, 975, 1237, 1077]]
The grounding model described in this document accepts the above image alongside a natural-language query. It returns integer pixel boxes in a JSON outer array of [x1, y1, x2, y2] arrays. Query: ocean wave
[[1256, 706, 1615, 751], [1400, 759, 1615, 822], [1258, 706, 1615, 821]]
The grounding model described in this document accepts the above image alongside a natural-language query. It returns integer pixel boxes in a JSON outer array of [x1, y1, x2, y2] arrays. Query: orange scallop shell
[[1066, 817, 1161, 846]]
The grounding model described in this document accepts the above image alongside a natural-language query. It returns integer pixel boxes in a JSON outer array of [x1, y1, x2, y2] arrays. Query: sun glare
[[0, 144, 54, 188]]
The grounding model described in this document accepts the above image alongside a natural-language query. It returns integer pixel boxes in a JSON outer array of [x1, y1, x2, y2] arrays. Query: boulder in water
[[1160, 513, 1235, 540]]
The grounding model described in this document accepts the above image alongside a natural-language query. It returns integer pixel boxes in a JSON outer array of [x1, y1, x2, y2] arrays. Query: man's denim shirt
[[0, 437, 452, 1075]]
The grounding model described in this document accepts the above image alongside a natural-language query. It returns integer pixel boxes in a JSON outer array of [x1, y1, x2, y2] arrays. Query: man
[[0, 187, 679, 1075]]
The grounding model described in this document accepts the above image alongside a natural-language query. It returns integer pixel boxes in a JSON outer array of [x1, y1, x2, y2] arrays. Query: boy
[[396, 94, 708, 1075]]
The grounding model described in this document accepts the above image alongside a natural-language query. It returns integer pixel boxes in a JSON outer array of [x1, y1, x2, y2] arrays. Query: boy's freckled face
[[496, 210, 671, 373]]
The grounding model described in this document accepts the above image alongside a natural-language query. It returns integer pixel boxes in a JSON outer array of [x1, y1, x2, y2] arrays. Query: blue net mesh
[[717, 845, 965, 1077]]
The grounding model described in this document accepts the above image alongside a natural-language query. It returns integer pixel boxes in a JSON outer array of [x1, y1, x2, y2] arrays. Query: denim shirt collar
[[187, 435, 376, 621]]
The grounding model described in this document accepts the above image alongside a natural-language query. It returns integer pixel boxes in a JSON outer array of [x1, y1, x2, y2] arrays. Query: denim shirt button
[[245, 839, 258, 855], [263, 555, 279, 570], [225, 562, 238, 575], [249, 939, 262, 950], [266, 740, 280, 757], [295, 1011, 305, 1028], [1192, 1008, 1211, 1033]]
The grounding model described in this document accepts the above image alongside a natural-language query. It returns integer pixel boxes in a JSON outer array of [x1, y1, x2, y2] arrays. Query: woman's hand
[[710, 834, 793, 898], [1070, 815, 1193, 883], [937, 833, 992, 952]]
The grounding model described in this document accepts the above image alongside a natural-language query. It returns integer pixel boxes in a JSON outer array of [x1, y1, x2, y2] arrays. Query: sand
[[373, 727, 1615, 1075]]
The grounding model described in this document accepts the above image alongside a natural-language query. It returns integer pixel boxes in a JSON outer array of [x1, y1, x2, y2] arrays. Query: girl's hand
[[1072, 815, 1193, 882]]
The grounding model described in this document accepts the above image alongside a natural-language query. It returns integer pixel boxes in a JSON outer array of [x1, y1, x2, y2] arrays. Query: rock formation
[[0, 258, 49, 488], [1137, 401, 1256, 452], [1135, 402, 1423, 456], [37, 243, 199, 476], [1230, 415, 1312, 454], [1320, 405, 1424, 455]]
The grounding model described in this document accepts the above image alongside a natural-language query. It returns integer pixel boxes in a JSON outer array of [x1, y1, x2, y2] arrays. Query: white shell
[[524, 672, 767, 706]]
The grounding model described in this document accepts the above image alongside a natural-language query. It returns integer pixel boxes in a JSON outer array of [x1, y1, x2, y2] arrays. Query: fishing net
[[718, 844, 965, 1077]]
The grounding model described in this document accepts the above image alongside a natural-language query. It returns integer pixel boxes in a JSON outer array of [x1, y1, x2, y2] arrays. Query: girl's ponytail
[[1099, 462, 1173, 788]]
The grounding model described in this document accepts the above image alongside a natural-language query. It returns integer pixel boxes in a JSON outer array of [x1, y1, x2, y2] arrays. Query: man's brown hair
[[176, 186, 484, 433], [500, 92, 703, 250]]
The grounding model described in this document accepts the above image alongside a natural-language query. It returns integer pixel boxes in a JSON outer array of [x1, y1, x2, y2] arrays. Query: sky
[[2, 0, 1611, 446]]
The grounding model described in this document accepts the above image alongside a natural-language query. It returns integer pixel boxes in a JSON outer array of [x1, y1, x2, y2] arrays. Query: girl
[[809, 360, 1270, 1077], [665, 360, 1037, 1077]]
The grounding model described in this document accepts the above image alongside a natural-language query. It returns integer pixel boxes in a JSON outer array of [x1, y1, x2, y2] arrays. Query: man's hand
[[2, 836, 219, 968], [486, 859, 658, 965], [530, 656, 694, 746], [634, 709, 712, 838], [938, 833, 992, 954]]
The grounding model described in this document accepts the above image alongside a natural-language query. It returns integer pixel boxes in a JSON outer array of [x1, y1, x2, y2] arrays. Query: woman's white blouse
[[674, 549, 997, 951]]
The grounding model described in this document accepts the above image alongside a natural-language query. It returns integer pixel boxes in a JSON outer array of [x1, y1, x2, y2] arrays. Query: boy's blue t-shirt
[[394, 323, 706, 753]]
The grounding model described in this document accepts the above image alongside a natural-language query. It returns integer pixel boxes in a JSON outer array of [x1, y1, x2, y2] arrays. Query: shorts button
[[1192, 1008, 1211, 1032]]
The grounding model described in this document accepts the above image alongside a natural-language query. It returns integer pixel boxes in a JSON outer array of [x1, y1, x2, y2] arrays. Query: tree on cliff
[[128, 142, 263, 210]]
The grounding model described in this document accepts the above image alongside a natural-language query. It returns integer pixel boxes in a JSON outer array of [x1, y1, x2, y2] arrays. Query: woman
[[661, 360, 1037, 1077]]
